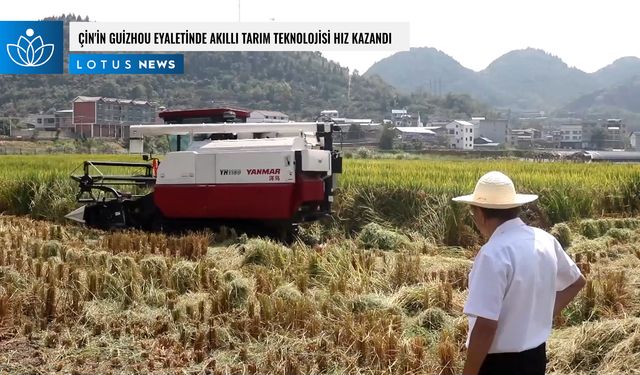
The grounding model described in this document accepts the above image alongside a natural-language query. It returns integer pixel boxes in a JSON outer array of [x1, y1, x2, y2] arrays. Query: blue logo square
[[0, 21, 63, 74]]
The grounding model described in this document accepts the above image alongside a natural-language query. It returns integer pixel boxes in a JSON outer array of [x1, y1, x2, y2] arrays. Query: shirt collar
[[488, 217, 525, 242]]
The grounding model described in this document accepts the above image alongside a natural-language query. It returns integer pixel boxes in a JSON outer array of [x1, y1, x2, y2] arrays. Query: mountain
[[592, 57, 640, 87], [363, 47, 487, 96], [365, 47, 640, 113], [564, 76, 640, 114], [479, 48, 597, 109]]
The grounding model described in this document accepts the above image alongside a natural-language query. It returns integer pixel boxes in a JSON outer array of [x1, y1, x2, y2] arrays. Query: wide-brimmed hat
[[452, 171, 538, 209]]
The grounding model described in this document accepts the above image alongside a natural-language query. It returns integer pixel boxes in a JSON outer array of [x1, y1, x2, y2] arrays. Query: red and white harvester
[[66, 108, 342, 239]]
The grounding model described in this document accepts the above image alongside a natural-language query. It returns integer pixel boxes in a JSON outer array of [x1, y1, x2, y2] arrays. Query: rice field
[[0, 154, 639, 373], [0, 214, 637, 374], [2, 154, 640, 235]]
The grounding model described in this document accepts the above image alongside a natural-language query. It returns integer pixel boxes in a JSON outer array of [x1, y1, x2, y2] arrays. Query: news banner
[[0, 21, 409, 75]]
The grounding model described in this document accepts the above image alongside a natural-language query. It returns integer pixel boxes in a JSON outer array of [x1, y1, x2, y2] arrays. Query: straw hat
[[452, 171, 538, 209]]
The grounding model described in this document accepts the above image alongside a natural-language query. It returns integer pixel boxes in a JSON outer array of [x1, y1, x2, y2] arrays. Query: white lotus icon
[[6, 28, 55, 67]]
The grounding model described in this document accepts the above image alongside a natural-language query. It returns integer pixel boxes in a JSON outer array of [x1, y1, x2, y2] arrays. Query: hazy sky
[[6, 0, 639, 73]]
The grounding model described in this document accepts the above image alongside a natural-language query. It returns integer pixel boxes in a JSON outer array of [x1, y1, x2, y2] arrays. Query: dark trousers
[[478, 343, 546, 375]]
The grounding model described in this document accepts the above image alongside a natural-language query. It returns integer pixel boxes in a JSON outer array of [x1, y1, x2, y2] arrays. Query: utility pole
[[347, 70, 351, 102], [238, 0, 241, 22]]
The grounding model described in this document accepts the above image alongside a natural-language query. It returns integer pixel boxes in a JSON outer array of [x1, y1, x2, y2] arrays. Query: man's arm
[[462, 317, 498, 375], [554, 275, 586, 317]]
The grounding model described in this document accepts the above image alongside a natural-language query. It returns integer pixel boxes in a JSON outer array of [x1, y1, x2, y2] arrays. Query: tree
[[98, 81, 119, 98], [379, 125, 395, 150], [347, 123, 365, 140], [130, 84, 147, 99], [435, 133, 450, 148], [590, 127, 607, 150]]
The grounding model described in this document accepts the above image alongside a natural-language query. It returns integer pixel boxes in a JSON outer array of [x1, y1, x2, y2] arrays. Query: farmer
[[453, 171, 586, 375]]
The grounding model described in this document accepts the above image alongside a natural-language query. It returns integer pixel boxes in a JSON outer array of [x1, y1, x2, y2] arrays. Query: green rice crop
[[0, 155, 140, 219], [338, 159, 640, 242], [1, 155, 639, 245]]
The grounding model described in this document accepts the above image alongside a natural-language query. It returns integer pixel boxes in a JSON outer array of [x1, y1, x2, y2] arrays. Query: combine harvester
[[66, 108, 342, 240]]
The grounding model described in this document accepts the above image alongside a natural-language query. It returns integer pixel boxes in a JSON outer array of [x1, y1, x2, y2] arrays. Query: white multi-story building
[[446, 120, 474, 150], [391, 109, 409, 126], [560, 124, 582, 148], [24, 110, 74, 130]]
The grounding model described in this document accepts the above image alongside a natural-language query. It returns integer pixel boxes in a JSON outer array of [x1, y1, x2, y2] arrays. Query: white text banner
[[69, 22, 410, 52]]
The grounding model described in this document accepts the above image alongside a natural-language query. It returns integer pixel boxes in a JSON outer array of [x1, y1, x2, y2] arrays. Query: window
[[449, 129, 454, 135], [37, 118, 42, 124]]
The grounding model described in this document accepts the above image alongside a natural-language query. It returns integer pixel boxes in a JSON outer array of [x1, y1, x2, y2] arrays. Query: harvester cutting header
[[66, 108, 342, 239]]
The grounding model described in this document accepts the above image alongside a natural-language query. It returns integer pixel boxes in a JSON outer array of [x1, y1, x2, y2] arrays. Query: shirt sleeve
[[555, 239, 582, 291], [463, 249, 510, 321]]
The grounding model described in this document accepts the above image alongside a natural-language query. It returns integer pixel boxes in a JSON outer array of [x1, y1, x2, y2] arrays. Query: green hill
[[362, 47, 491, 98], [365, 47, 640, 113], [564, 76, 640, 114], [480, 48, 597, 109], [592, 57, 640, 87]]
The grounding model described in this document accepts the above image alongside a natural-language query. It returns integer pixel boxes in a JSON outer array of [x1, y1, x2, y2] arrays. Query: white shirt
[[464, 218, 582, 353]]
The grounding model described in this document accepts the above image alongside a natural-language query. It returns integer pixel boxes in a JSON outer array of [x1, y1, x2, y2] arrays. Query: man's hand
[[462, 317, 498, 375], [554, 275, 586, 317]]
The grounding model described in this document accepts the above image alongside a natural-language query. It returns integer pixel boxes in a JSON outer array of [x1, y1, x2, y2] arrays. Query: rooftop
[[579, 151, 640, 162], [395, 127, 436, 135], [159, 107, 251, 121], [73, 96, 153, 106], [474, 137, 495, 144], [474, 142, 500, 147], [451, 120, 474, 126], [250, 110, 289, 117]]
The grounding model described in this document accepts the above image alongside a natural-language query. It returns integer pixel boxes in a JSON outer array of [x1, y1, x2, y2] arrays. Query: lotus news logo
[[0, 21, 63, 74], [7, 28, 55, 67]]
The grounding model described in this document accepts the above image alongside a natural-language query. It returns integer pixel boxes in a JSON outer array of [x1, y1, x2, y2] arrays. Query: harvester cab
[[66, 108, 343, 240]]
